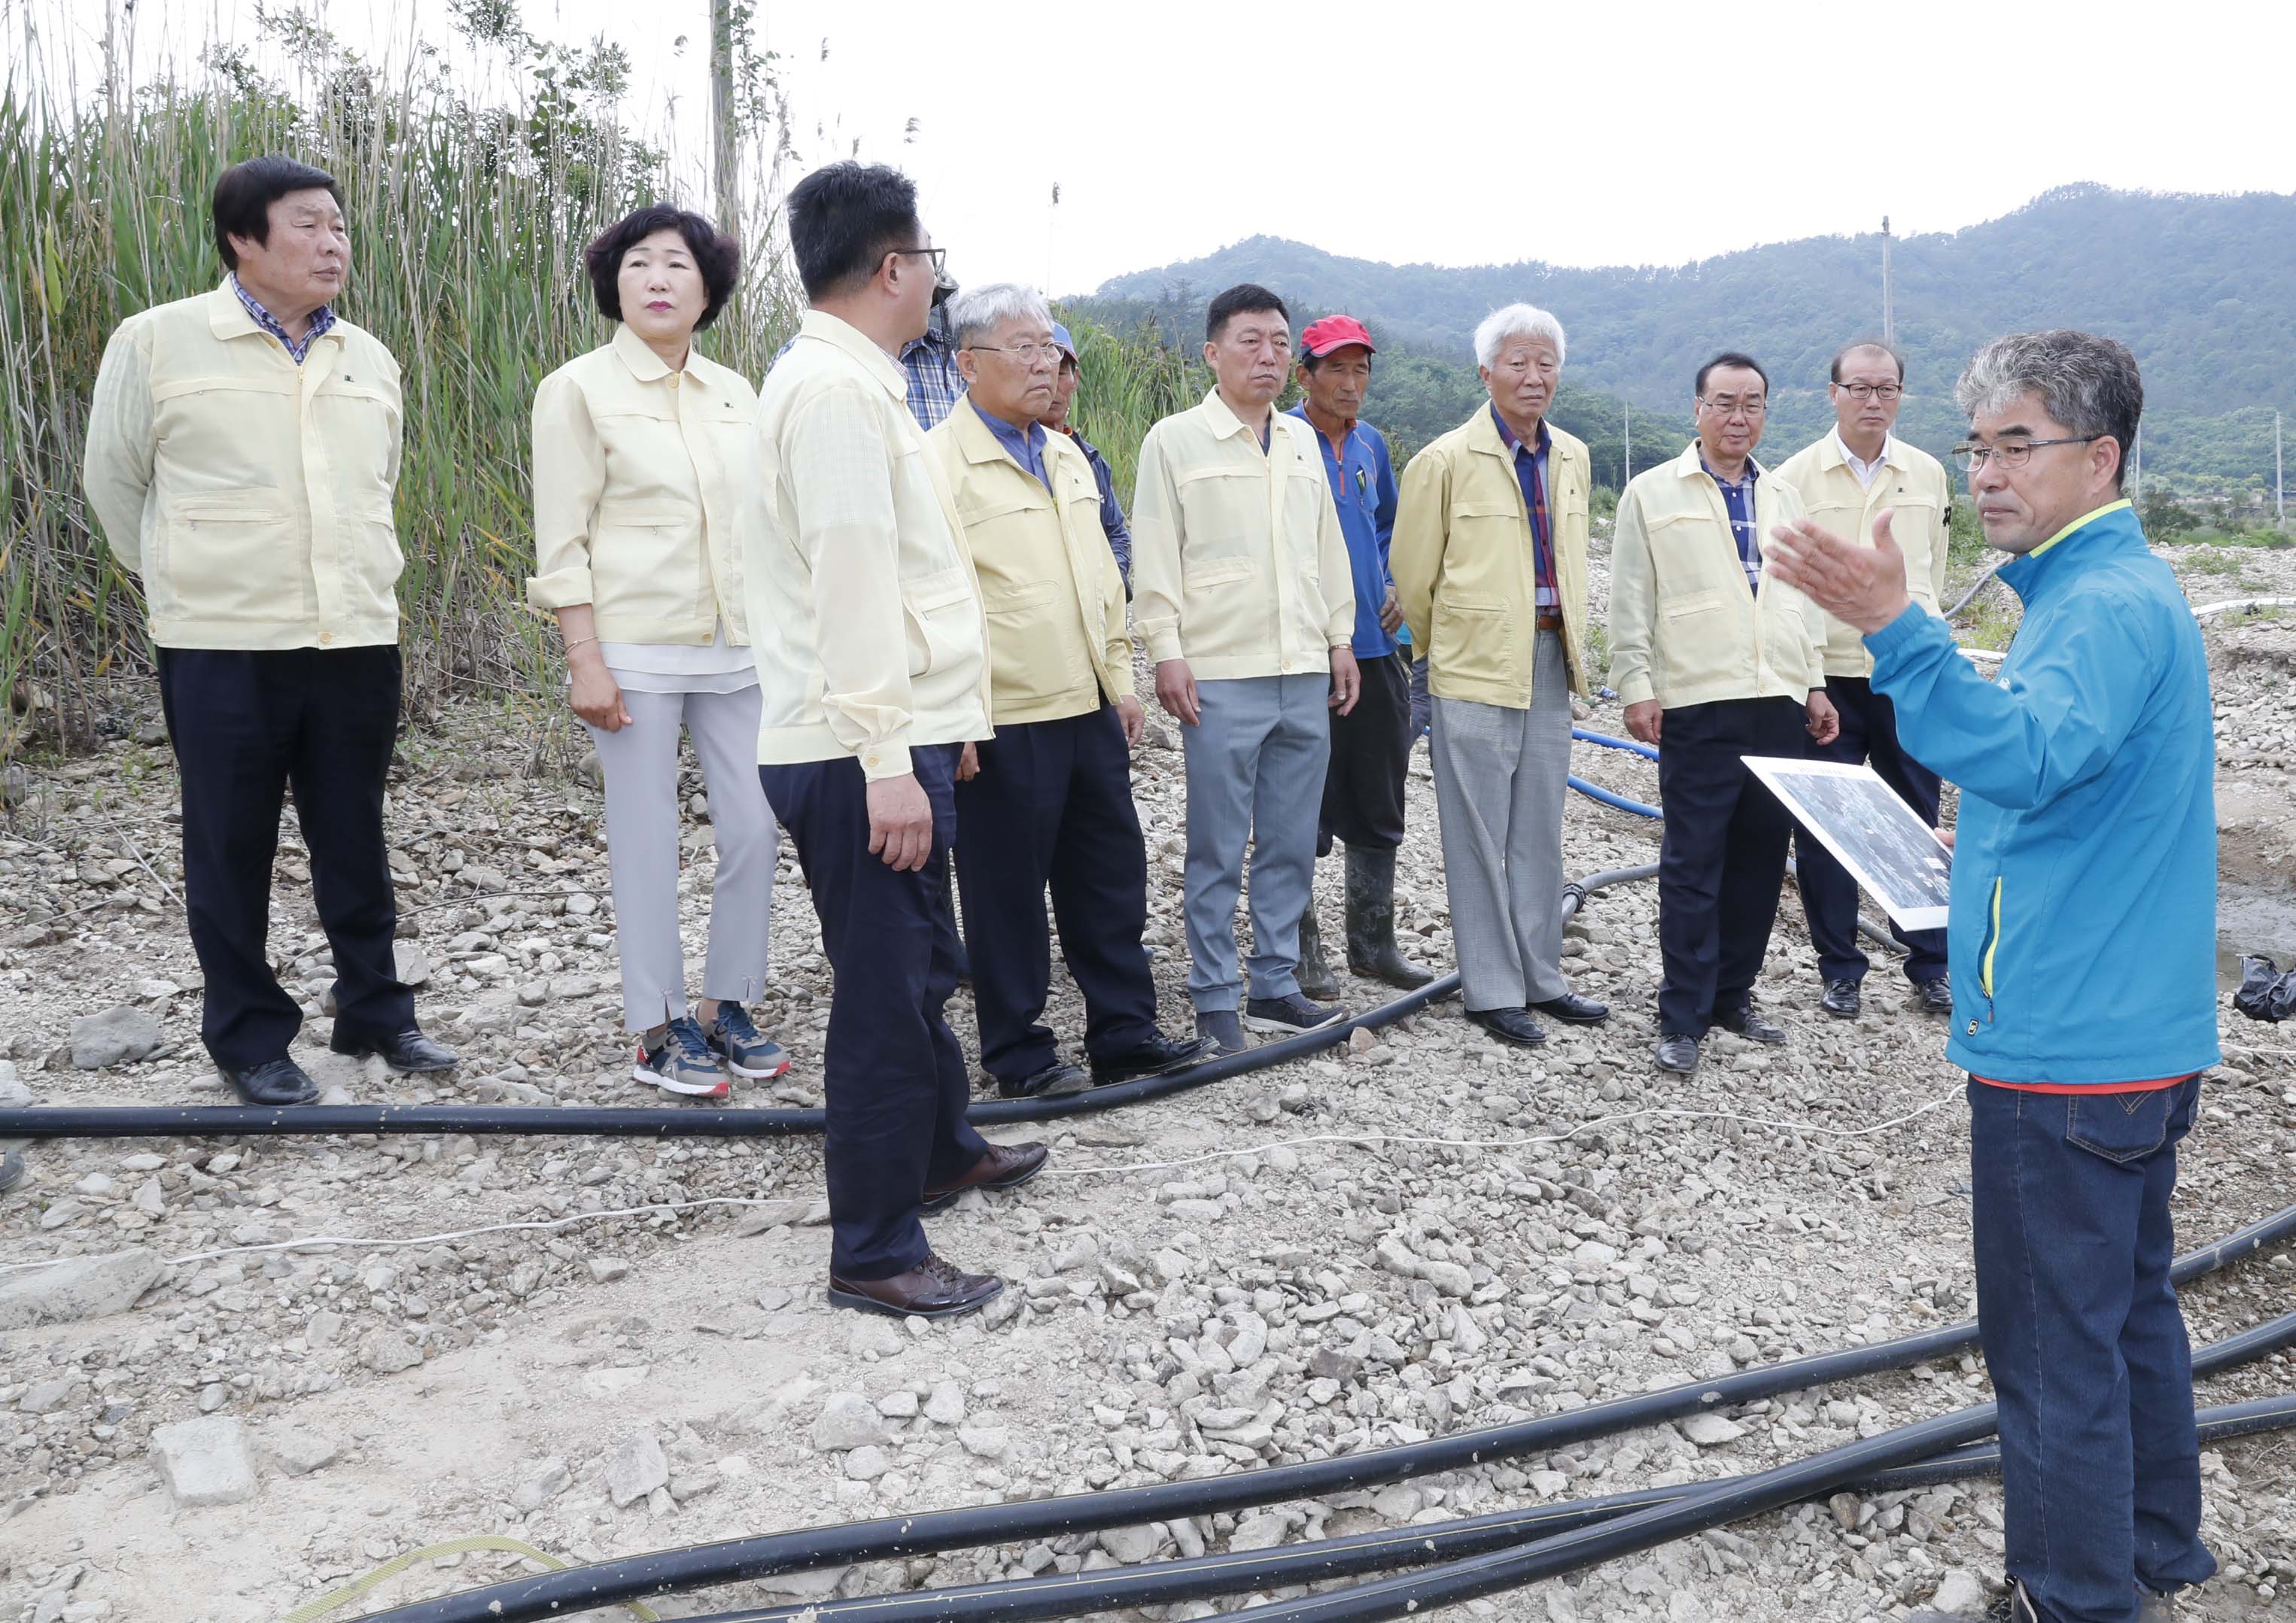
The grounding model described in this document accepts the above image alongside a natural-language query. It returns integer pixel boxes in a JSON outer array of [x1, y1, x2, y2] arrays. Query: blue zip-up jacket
[[1864, 500, 2218, 1085], [1288, 405, 1402, 658]]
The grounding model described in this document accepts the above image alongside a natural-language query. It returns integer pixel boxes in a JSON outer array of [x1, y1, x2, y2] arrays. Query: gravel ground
[[2, 537, 2293, 1623]]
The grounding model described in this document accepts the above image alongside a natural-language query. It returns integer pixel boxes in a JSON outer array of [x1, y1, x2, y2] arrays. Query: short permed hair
[[582, 205, 742, 332], [1696, 351, 1769, 397], [1955, 330, 2143, 492], [1206, 283, 1288, 344], [211, 156, 343, 272], [1830, 340, 1905, 384], [786, 161, 922, 301]]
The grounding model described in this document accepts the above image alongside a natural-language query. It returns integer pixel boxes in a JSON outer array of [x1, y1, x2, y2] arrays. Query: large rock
[[606, 1432, 668, 1507], [0, 1246, 162, 1330], [152, 1416, 258, 1508], [1679, 1413, 1748, 1448], [811, 1391, 893, 1452], [1927, 1571, 1990, 1618], [360, 1331, 424, 1374], [70, 1005, 165, 1069]]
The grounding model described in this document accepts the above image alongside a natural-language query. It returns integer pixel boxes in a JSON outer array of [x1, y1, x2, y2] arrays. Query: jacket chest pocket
[[902, 567, 978, 678], [312, 384, 400, 488], [1284, 471, 1327, 579]]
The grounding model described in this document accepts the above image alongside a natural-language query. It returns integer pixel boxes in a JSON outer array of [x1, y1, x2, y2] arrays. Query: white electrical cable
[[0, 1087, 1964, 1277]]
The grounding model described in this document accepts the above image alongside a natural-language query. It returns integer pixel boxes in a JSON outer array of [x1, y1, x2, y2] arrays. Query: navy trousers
[[1654, 696, 1804, 1038], [1318, 649, 1412, 856], [1796, 675, 1949, 984], [953, 704, 1159, 1084], [760, 745, 988, 1280], [1969, 1076, 2214, 1621], [157, 646, 414, 1072]]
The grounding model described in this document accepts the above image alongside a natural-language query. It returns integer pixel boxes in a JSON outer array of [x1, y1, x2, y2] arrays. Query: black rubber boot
[[1345, 846, 1435, 990], [1296, 879, 1342, 1000]]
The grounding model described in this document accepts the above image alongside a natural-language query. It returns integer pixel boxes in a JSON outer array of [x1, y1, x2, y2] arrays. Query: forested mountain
[[1087, 185, 2295, 488]]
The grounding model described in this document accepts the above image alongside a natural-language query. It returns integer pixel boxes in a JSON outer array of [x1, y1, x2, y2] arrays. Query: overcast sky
[[44, 0, 2296, 295]]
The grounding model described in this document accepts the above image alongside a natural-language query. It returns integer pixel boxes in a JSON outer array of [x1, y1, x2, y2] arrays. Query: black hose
[[1144, 1305, 2296, 1623], [348, 1198, 2296, 1623], [0, 876, 1659, 1144], [679, 1389, 2296, 1623]]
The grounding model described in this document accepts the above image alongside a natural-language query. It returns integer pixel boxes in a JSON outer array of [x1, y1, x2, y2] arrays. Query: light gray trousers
[[1180, 673, 1330, 1011], [585, 685, 776, 1032], [1429, 631, 1574, 1013]]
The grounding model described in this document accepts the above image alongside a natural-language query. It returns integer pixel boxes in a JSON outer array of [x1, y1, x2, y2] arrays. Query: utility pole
[[1881, 216, 1894, 345], [1622, 402, 1632, 485], [710, 0, 738, 234], [2277, 409, 2285, 530]]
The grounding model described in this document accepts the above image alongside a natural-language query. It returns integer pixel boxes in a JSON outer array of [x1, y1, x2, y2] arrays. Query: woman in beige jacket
[[528, 205, 784, 1099]]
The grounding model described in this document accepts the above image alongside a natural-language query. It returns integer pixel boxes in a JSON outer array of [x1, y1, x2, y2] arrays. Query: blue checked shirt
[[231, 274, 336, 364], [1702, 454, 1763, 594], [901, 305, 966, 430]]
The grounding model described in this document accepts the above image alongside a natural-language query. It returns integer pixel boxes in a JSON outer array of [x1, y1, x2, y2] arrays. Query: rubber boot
[[1345, 846, 1435, 989], [1296, 879, 1341, 1000]]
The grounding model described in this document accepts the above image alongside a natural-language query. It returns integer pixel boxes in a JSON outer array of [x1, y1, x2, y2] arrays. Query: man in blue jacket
[[1770, 330, 2218, 1623]]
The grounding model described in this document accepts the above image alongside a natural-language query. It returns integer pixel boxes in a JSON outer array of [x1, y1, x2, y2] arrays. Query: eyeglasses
[[1949, 436, 2101, 473], [1698, 397, 1768, 418], [1834, 383, 1904, 403], [889, 245, 947, 274], [966, 341, 1064, 363]]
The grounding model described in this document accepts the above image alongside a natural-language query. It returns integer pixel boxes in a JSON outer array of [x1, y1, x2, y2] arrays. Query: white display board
[[1744, 757, 1953, 932]]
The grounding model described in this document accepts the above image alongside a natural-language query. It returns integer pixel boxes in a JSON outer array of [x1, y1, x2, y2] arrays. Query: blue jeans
[[1968, 1076, 2215, 1622]]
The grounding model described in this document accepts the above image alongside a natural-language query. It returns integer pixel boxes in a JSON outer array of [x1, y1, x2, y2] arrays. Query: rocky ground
[[2, 537, 2294, 1623]]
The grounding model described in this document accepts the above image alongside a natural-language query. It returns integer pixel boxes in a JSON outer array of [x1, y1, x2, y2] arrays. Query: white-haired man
[[929, 284, 1211, 1099], [1391, 305, 1607, 1047]]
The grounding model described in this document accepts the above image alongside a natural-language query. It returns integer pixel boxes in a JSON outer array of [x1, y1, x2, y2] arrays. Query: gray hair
[[950, 282, 1053, 349], [1954, 330, 2143, 491], [1474, 302, 1568, 370]]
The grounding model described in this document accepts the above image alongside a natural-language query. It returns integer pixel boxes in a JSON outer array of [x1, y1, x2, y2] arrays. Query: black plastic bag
[[2235, 956, 2296, 1023]]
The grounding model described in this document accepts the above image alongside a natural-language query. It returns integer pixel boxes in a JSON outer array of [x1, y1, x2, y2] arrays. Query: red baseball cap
[[1300, 315, 1377, 358]]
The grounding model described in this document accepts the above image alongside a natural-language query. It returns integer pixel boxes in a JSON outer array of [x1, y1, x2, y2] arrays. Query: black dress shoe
[[221, 1056, 320, 1105], [1714, 1007, 1788, 1044], [923, 1141, 1050, 1211], [996, 1061, 1089, 1100], [1531, 991, 1610, 1025], [829, 1254, 1003, 1319], [330, 1027, 459, 1072], [0, 1150, 27, 1196], [1466, 1006, 1546, 1047], [1915, 976, 1954, 1014], [1654, 1034, 1701, 1074], [1820, 979, 1863, 1019], [1090, 1032, 1217, 1088]]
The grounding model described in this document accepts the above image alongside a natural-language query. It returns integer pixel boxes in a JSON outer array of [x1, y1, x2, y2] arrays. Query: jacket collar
[[799, 308, 910, 401], [1996, 500, 2142, 602], [612, 321, 681, 382], [951, 393, 1045, 471], [1200, 386, 1277, 445], [1820, 427, 1896, 473], [1673, 438, 1767, 482], [207, 279, 339, 350]]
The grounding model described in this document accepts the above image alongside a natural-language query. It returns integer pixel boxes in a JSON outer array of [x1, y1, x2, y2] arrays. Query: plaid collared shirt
[[1491, 406, 1558, 608], [900, 304, 965, 430], [230, 274, 336, 365], [1701, 454, 1763, 594]]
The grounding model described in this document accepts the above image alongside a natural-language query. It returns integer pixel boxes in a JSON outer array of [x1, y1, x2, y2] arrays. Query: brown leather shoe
[[829, 1254, 1003, 1319], [922, 1141, 1048, 1213]]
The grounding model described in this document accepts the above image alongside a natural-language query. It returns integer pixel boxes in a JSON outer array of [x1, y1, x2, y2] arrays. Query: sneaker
[[1195, 1009, 1249, 1057], [634, 1017, 731, 1099], [1243, 992, 1349, 1036], [705, 1002, 790, 1080]]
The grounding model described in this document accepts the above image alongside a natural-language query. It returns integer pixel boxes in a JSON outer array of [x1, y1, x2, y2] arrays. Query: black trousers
[[953, 704, 1158, 1083], [1655, 696, 1805, 1037], [1318, 649, 1411, 855], [157, 646, 413, 1073], [1795, 676, 1950, 985], [760, 744, 988, 1281]]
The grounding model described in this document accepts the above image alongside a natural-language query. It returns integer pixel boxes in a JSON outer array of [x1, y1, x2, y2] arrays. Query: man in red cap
[[1285, 316, 1430, 993]]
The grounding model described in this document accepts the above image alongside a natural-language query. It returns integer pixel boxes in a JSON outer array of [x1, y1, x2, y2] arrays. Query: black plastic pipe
[[681, 1389, 2296, 1623], [1163, 1305, 2296, 1623], [349, 1198, 2296, 1623], [0, 876, 1656, 1143]]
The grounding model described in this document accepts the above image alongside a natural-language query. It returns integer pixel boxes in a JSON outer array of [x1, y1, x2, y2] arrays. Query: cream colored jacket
[[927, 397, 1133, 727], [1609, 442, 1824, 710], [1391, 406, 1594, 707], [82, 282, 403, 650], [1130, 389, 1355, 679], [746, 310, 991, 780], [526, 324, 756, 644], [1771, 430, 1954, 677]]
